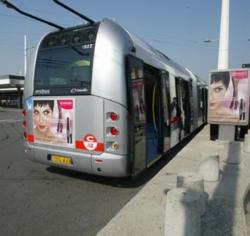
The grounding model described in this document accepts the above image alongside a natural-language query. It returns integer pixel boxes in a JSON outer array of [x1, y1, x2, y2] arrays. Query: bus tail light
[[107, 112, 119, 121], [109, 127, 119, 136], [23, 132, 27, 139], [106, 142, 120, 151], [105, 110, 121, 153], [110, 112, 119, 121], [111, 142, 120, 151], [27, 134, 34, 143]]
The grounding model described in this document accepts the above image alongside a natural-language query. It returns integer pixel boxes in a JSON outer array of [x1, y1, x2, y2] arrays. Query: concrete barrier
[[176, 171, 206, 215], [165, 187, 200, 236], [243, 134, 250, 153], [198, 154, 220, 182], [222, 141, 241, 164]]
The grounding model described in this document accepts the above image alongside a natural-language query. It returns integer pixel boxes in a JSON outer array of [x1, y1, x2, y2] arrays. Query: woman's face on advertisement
[[34, 104, 52, 133], [210, 80, 227, 110]]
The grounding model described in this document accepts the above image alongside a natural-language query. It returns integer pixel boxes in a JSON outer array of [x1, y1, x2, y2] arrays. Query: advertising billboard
[[33, 98, 75, 147], [208, 69, 250, 125]]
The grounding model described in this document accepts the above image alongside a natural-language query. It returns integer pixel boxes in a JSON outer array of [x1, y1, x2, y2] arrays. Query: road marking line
[[0, 120, 22, 123]]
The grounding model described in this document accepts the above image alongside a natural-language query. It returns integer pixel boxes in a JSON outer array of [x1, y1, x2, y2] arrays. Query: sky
[[0, 0, 249, 82]]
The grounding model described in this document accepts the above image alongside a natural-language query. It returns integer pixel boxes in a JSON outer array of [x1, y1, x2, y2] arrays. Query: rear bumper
[[24, 142, 129, 177], [92, 152, 128, 177]]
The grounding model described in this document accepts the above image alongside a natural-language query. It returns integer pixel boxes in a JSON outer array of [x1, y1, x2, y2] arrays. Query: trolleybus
[[2, 0, 207, 177]]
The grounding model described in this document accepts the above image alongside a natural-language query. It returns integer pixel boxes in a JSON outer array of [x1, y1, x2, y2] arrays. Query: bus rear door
[[127, 56, 146, 176]]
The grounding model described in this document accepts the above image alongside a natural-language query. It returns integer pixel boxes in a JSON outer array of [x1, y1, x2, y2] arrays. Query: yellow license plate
[[51, 155, 73, 166]]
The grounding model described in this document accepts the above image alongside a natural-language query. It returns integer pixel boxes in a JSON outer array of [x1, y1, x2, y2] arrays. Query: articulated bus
[[22, 18, 207, 177]]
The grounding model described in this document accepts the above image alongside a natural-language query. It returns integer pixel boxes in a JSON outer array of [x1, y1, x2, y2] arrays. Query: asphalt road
[[0, 109, 203, 236], [0, 109, 145, 236]]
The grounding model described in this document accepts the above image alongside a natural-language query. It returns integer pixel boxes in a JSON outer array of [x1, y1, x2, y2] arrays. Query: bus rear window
[[34, 45, 93, 96]]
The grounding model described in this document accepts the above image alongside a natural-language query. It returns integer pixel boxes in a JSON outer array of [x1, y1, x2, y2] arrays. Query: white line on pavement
[[0, 120, 22, 123]]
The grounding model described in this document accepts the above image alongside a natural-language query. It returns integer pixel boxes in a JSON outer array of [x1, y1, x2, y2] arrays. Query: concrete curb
[[176, 171, 206, 216], [165, 188, 200, 236]]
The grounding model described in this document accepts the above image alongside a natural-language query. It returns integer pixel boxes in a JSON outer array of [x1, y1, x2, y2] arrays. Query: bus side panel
[[91, 19, 132, 106], [74, 96, 104, 155]]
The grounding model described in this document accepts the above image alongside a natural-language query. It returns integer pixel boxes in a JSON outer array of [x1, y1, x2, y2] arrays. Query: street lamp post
[[24, 35, 35, 78], [218, 0, 230, 70], [218, 0, 235, 140]]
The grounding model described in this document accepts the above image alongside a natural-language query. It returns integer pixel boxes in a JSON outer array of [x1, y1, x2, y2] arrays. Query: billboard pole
[[218, 0, 235, 140]]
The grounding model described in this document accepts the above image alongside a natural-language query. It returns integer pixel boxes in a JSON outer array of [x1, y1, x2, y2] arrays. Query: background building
[[0, 75, 24, 108]]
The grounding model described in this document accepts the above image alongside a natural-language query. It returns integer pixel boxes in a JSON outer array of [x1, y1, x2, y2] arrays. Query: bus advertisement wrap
[[33, 98, 75, 147], [208, 69, 250, 125]]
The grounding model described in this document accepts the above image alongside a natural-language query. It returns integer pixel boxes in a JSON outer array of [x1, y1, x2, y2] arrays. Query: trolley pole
[[218, 0, 234, 140], [24, 35, 27, 77]]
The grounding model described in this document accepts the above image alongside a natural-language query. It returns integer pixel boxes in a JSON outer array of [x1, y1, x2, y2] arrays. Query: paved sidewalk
[[97, 125, 250, 236]]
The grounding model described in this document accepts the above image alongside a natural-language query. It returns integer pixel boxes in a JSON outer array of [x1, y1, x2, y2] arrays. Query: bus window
[[34, 45, 93, 96], [197, 85, 203, 126], [182, 81, 192, 136], [174, 77, 192, 140], [144, 65, 163, 165], [188, 80, 194, 132], [173, 77, 184, 141], [161, 70, 171, 152]]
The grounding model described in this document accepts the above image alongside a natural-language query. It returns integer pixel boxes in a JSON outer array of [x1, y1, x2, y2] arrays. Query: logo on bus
[[34, 89, 50, 95], [83, 134, 98, 151], [70, 88, 88, 93], [82, 44, 93, 49]]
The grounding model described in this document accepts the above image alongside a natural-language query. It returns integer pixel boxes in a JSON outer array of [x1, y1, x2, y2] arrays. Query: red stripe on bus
[[27, 134, 34, 143], [75, 140, 84, 149], [75, 140, 104, 152], [95, 143, 104, 152]]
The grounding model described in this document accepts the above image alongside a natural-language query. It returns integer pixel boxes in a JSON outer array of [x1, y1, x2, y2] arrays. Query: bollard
[[222, 141, 241, 164], [165, 187, 200, 236], [176, 171, 206, 215], [243, 134, 250, 153], [198, 153, 220, 182]]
